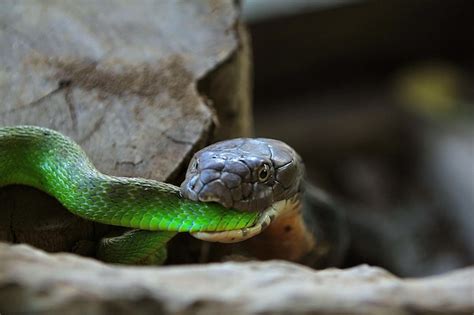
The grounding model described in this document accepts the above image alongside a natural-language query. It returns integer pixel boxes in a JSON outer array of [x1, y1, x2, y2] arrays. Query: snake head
[[180, 138, 304, 212]]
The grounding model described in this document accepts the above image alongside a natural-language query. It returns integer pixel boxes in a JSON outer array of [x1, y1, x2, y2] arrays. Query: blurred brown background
[[243, 0, 474, 277]]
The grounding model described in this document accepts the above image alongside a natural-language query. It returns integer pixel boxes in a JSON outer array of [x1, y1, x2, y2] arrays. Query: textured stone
[[0, 243, 472, 315]]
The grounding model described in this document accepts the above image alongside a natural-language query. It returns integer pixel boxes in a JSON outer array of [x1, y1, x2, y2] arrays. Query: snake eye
[[192, 159, 199, 170], [257, 164, 270, 182]]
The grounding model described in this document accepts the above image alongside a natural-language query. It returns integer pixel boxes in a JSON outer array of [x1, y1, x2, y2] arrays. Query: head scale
[[180, 138, 304, 212]]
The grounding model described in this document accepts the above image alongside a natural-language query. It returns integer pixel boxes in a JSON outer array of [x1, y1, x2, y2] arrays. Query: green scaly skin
[[0, 126, 259, 264]]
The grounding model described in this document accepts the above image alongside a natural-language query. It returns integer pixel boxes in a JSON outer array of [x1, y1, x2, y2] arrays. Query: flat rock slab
[[0, 243, 472, 315]]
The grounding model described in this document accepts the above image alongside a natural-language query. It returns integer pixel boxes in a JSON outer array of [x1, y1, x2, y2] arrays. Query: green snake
[[0, 125, 304, 264]]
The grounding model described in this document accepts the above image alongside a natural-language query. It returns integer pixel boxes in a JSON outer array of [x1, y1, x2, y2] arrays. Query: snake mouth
[[190, 196, 299, 243]]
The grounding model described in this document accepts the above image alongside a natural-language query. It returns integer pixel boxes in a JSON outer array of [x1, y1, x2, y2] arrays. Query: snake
[[0, 125, 304, 264]]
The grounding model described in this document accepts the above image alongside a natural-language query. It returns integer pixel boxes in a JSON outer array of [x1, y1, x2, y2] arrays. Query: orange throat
[[237, 198, 316, 262]]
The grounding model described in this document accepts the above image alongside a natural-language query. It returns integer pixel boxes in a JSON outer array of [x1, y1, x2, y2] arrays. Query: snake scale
[[0, 125, 304, 264]]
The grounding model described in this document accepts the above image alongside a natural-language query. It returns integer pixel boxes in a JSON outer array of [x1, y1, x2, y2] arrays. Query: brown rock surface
[[0, 243, 473, 315]]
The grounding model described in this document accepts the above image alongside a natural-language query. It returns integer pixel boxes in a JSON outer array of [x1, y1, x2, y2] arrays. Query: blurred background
[[242, 0, 474, 277]]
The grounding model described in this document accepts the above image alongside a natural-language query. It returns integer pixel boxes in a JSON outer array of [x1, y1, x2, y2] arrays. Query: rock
[[0, 0, 252, 252], [0, 243, 472, 315]]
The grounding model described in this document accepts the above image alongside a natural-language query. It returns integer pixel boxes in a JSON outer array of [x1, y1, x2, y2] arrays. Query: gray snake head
[[181, 138, 304, 242]]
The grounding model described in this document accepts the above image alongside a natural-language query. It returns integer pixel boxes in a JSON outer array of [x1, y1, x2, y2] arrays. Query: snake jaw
[[190, 196, 300, 243]]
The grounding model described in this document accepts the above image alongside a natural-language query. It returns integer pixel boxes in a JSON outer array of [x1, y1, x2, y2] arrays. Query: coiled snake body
[[0, 126, 305, 264]]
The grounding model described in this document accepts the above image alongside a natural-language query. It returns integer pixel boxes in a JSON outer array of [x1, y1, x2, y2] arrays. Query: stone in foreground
[[0, 243, 472, 315]]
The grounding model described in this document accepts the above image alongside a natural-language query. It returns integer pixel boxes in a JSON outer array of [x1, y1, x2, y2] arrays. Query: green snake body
[[0, 126, 259, 263]]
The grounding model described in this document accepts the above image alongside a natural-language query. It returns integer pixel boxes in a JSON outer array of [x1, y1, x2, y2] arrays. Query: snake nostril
[[192, 177, 204, 194], [187, 175, 198, 189]]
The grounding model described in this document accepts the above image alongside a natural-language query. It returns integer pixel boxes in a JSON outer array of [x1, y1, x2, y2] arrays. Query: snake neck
[[220, 198, 316, 262]]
